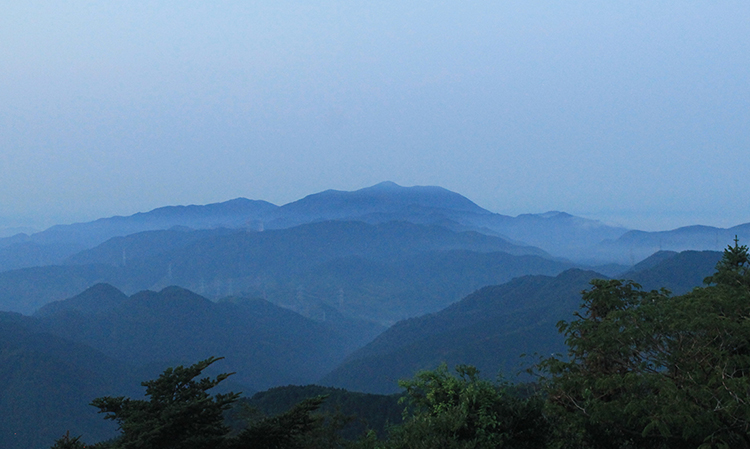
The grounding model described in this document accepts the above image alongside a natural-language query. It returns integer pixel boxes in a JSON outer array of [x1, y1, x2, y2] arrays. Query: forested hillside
[[322, 269, 601, 393]]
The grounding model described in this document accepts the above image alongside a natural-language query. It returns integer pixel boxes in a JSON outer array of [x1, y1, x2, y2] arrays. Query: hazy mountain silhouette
[[320, 269, 602, 394], [0, 240, 83, 272], [0, 198, 278, 271], [463, 211, 629, 262], [0, 182, 743, 317], [0, 182, 635, 271], [33, 197, 278, 247], [0, 264, 117, 314], [62, 227, 238, 267], [265, 181, 491, 229], [598, 224, 750, 264], [265, 182, 631, 260], [35, 282, 128, 317], [0, 221, 566, 320], [622, 250, 722, 295], [3, 182, 747, 269], [34, 284, 384, 391], [320, 248, 725, 394]]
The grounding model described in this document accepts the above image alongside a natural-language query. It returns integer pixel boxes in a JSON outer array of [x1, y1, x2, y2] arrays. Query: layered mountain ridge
[[0, 181, 743, 448], [2, 182, 744, 272]]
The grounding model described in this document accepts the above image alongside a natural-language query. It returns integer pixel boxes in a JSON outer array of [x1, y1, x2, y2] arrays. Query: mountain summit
[[266, 181, 491, 228]]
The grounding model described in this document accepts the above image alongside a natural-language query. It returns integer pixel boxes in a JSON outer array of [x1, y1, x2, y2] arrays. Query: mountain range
[[1, 182, 746, 274], [0, 247, 724, 448], [0, 220, 576, 321], [0, 181, 742, 448]]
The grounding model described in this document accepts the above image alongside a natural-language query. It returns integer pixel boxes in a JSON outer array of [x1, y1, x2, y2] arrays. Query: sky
[[1, 1, 749, 232]]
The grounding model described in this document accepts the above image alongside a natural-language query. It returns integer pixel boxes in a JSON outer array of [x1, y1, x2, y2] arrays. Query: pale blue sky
[[1, 1, 748, 231]]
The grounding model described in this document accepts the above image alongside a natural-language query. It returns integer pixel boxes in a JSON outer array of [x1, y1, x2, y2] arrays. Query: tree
[[538, 241, 750, 449], [537, 280, 671, 448], [380, 364, 548, 449], [90, 357, 240, 449], [50, 432, 87, 449], [704, 236, 750, 288], [230, 395, 344, 449]]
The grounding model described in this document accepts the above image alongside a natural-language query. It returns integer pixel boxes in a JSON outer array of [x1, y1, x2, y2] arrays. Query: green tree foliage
[[229, 384, 404, 439], [54, 357, 348, 449], [371, 364, 548, 449], [90, 357, 240, 449], [230, 395, 346, 449], [538, 239, 750, 449], [703, 236, 750, 287]]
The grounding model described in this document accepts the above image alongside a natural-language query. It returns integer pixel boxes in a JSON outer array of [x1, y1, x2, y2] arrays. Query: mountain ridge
[[0, 181, 746, 275], [0, 182, 630, 271]]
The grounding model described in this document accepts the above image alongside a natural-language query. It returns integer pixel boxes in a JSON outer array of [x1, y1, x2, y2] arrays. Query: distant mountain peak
[[276, 182, 490, 223], [35, 282, 128, 317], [366, 181, 402, 190]]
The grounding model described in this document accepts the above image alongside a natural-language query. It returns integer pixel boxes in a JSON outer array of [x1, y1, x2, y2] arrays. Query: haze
[[1, 1, 748, 232]]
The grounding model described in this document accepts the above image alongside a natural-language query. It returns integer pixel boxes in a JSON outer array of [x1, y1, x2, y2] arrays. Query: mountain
[[274, 250, 577, 325], [0, 312, 138, 449], [0, 221, 563, 321], [0, 198, 278, 271], [0, 264, 117, 314], [265, 182, 631, 261], [6, 181, 749, 269], [0, 182, 634, 272], [0, 240, 83, 272], [0, 226, 37, 239], [62, 227, 238, 267], [320, 269, 603, 394], [33, 284, 384, 391], [626, 250, 678, 272], [463, 211, 629, 262], [623, 250, 722, 295], [598, 224, 750, 264], [1, 281, 386, 449], [31, 198, 279, 247], [1, 247, 727, 447], [321, 248, 726, 394], [35, 282, 128, 317], [266, 181, 491, 229]]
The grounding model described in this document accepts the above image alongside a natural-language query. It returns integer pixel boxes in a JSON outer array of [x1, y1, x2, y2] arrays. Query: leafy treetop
[[90, 356, 239, 449]]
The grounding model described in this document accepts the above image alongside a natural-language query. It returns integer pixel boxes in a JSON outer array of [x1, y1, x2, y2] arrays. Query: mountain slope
[[320, 269, 603, 394], [623, 250, 722, 295], [34, 285, 384, 391], [0, 221, 559, 321], [599, 224, 750, 264], [267, 181, 491, 229], [0, 313, 137, 449], [35, 282, 128, 317], [467, 212, 629, 261], [0, 264, 117, 314], [267, 182, 630, 261], [0, 198, 278, 271], [321, 248, 726, 394]]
